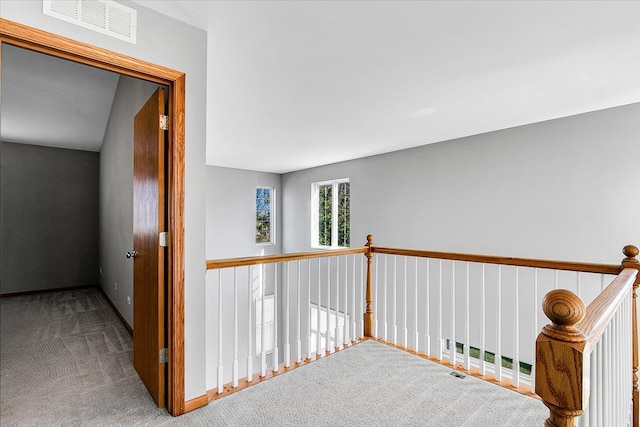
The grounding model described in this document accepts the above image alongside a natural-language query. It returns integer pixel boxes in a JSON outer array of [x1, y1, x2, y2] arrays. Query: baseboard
[[0, 283, 97, 298], [97, 286, 133, 336], [183, 394, 208, 414]]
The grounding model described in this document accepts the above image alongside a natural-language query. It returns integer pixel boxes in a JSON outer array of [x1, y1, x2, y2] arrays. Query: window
[[255, 187, 275, 245], [311, 179, 350, 248]]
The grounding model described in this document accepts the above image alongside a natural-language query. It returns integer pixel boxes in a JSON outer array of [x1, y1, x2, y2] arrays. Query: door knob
[[126, 250, 138, 259]]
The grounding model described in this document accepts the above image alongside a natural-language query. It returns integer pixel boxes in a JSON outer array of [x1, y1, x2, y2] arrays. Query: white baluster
[[512, 266, 519, 388], [335, 255, 340, 350], [451, 261, 456, 366], [247, 266, 253, 383], [273, 263, 279, 372], [596, 335, 603, 426], [480, 263, 486, 376], [307, 259, 312, 361], [530, 268, 538, 391], [296, 260, 301, 363], [437, 259, 443, 361], [496, 265, 502, 381], [414, 258, 419, 352], [284, 262, 290, 368], [392, 255, 397, 344], [384, 255, 388, 342], [217, 269, 224, 393], [374, 254, 379, 338], [403, 256, 408, 348], [326, 257, 331, 353], [351, 254, 356, 345], [344, 255, 348, 347], [232, 268, 238, 387], [464, 262, 470, 370], [425, 259, 431, 356], [260, 264, 266, 377], [316, 258, 322, 357], [576, 271, 581, 298]]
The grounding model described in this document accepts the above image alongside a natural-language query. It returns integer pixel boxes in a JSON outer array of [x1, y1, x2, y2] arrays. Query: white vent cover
[[43, 0, 137, 44]]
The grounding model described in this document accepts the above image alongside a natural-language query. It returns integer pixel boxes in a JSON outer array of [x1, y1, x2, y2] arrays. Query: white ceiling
[[3, 1, 640, 173], [1, 44, 119, 152]]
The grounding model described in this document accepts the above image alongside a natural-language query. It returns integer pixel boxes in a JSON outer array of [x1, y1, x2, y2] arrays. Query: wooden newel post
[[535, 289, 587, 427], [622, 244, 640, 427], [364, 234, 374, 338]]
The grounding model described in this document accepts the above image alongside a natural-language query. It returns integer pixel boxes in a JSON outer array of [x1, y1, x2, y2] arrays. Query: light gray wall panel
[[0, 142, 99, 293], [282, 103, 640, 265], [99, 75, 161, 328]]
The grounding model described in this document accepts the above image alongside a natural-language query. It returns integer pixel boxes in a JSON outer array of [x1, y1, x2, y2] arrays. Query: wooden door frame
[[0, 19, 186, 416]]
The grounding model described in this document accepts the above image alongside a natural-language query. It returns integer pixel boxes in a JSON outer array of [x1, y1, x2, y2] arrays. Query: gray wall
[[206, 166, 282, 259], [282, 103, 640, 265], [205, 166, 282, 389], [100, 75, 163, 328], [0, 142, 99, 293], [1, 1, 208, 400]]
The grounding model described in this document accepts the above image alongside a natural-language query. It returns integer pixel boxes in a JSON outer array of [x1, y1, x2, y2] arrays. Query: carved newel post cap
[[541, 289, 586, 343], [623, 245, 639, 259], [366, 235, 374, 246]]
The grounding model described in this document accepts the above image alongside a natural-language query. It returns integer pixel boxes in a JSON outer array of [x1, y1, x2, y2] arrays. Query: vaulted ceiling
[[2, 1, 639, 173]]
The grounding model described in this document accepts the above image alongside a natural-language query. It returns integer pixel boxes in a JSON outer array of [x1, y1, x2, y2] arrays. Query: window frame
[[255, 186, 276, 246], [310, 178, 350, 249]]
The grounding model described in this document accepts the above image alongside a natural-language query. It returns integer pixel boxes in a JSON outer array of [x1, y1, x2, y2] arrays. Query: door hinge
[[159, 348, 168, 364], [159, 115, 169, 131], [159, 232, 168, 247]]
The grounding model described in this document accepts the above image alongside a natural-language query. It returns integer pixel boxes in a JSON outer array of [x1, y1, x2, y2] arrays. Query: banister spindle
[[232, 268, 239, 387], [247, 266, 253, 383], [284, 262, 290, 368], [536, 289, 587, 427], [217, 269, 224, 393], [296, 260, 301, 363], [273, 263, 279, 372]]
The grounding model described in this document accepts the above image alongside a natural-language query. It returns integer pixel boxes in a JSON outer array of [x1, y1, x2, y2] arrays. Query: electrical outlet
[[127, 296, 131, 305], [114, 283, 118, 291]]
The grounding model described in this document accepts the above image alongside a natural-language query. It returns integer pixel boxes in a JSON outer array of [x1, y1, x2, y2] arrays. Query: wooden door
[[133, 88, 167, 407]]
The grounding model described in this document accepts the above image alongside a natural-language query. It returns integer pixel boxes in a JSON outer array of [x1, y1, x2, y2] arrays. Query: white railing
[[206, 238, 639, 426], [580, 289, 633, 426], [369, 250, 618, 391], [206, 248, 366, 398]]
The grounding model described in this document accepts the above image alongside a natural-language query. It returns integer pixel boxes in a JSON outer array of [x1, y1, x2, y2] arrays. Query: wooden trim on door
[[0, 18, 186, 416]]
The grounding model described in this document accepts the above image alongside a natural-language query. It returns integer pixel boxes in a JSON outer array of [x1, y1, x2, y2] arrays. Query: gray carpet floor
[[0, 287, 548, 426]]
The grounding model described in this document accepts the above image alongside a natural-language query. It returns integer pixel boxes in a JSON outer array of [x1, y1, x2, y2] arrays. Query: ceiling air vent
[[43, 0, 137, 44]]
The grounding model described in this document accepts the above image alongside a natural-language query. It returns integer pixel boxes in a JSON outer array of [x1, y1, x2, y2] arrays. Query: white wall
[[282, 103, 640, 265], [100, 75, 163, 328], [0, 1, 208, 400]]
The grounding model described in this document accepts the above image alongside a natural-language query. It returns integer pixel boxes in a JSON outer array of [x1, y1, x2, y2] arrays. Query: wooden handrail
[[578, 268, 637, 348], [371, 247, 621, 275], [206, 247, 367, 270], [536, 244, 639, 427]]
